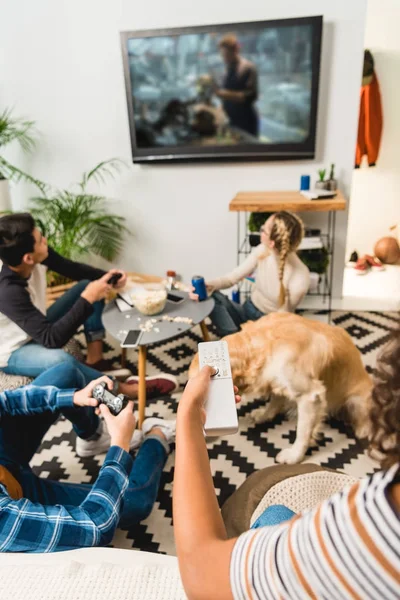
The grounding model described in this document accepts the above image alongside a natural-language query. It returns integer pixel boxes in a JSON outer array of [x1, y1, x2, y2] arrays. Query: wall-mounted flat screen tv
[[121, 16, 323, 163]]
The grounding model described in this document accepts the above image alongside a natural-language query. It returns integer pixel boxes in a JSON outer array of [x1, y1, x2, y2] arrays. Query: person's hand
[[112, 270, 128, 289], [188, 284, 213, 302], [73, 376, 114, 408], [216, 88, 228, 100], [178, 366, 241, 424], [99, 401, 136, 452], [81, 272, 115, 304]]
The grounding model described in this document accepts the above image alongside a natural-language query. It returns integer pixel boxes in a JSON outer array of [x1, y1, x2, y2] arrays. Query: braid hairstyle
[[270, 211, 305, 307]]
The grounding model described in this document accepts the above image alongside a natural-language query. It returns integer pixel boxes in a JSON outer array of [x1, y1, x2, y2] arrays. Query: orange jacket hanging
[[355, 73, 383, 167]]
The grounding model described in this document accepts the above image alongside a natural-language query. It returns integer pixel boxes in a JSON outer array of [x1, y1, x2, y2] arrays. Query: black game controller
[[107, 273, 122, 286], [92, 381, 128, 416]]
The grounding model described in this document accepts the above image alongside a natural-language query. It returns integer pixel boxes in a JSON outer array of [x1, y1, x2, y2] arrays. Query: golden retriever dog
[[189, 312, 372, 464]]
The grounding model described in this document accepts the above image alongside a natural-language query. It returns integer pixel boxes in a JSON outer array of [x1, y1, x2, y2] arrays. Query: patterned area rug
[[31, 310, 397, 555]]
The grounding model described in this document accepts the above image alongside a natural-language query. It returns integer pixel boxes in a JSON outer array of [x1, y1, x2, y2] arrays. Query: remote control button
[[211, 368, 219, 377]]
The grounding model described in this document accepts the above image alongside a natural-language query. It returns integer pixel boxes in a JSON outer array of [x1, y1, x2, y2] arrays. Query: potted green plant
[[0, 108, 47, 211], [299, 247, 329, 274], [326, 163, 338, 191], [315, 168, 326, 190], [30, 159, 129, 286], [248, 212, 273, 247]]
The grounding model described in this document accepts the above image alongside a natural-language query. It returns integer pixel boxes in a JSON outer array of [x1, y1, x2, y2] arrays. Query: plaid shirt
[[0, 385, 133, 553]]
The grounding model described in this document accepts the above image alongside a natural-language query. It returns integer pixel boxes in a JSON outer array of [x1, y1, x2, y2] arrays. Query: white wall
[[1, 0, 367, 297], [346, 0, 400, 259]]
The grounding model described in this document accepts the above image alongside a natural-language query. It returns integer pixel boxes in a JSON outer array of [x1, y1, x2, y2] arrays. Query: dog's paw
[[250, 407, 268, 424], [276, 447, 304, 465]]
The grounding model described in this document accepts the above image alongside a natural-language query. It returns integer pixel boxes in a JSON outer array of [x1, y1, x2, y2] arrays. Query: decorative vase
[[0, 179, 11, 213], [325, 179, 338, 191], [315, 181, 326, 190]]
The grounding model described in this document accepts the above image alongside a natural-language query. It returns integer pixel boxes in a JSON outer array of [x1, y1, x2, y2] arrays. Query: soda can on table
[[191, 276, 208, 301]]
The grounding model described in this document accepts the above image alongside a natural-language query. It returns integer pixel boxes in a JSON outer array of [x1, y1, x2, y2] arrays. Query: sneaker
[[76, 420, 111, 457], [354, 257, 370, 275], [129, 428, 144, 450], [76, 420, 143, 457], [365, 255, 385, 271], [124, 374, 178, 399], [142, 418, 176, 444]]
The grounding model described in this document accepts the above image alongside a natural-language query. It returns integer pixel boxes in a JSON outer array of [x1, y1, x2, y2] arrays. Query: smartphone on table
[[167, 292, 184, 304], [121, 330, 143, 348]]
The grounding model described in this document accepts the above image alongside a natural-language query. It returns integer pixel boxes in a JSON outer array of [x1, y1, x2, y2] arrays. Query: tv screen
[[121, 16, 323, 163]]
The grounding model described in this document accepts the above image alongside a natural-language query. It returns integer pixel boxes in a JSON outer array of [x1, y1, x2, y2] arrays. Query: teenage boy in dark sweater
[[0, 213, 177, 456]]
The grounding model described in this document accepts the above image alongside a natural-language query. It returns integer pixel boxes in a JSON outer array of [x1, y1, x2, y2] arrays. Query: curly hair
[[369, 318, 400, 468], [270, 211, 304, 307]]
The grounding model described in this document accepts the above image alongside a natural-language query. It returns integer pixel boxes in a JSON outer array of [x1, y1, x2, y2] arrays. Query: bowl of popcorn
[[131, 283, 167, 316]]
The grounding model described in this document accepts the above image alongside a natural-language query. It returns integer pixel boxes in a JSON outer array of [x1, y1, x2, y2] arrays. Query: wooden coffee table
[[102, 279, 214, 427]]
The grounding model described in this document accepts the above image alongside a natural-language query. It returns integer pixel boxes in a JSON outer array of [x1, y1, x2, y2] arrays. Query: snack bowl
[[131, 283, 167, 316]]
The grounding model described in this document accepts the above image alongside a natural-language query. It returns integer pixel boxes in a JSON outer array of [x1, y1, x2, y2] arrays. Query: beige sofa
[[0, 548, 186, 600]]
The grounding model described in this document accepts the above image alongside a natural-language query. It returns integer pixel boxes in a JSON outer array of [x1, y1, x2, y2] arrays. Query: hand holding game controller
[[91, 381, 129, 416], [107, 270, 127, 289], [73, 376, 114, 408], [99, 399, 136, 453]]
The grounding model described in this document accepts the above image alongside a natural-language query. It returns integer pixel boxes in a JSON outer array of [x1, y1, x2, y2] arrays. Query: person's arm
[[0, 284, 93, 349], [0, 395, 136, 553], [208, 247, 262, 291], [175, 371, 381, 599], [43, 247, 106, 281], [217, 89, 246, 103], [284, 261, 311, 312], [44, 247, 128, 289], [0, 375, 110, 418], [0, 445, 132, 552], [174, 367, 240, 600]]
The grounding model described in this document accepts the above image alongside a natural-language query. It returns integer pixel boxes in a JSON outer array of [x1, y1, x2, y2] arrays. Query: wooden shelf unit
[[229, 190, 347, 318], [229, 190, 346, 214]]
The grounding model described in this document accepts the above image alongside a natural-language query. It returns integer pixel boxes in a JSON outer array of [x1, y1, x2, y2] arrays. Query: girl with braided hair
[[191, 211, 310, 337]]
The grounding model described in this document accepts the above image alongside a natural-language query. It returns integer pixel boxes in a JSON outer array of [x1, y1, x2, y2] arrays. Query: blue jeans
[[1, 362, 168, 529], [251, 505, 296, 528], [3, 280, 105, 381], [210, 291, 265, 337], [0, 363, 100, 477]]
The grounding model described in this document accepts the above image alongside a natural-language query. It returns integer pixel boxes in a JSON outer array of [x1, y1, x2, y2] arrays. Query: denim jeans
[[1, 362, 168, 529], [251, 505, 296, 528], [209, 291, 265, 337], [3, 280, 105, 381], [0, 363, 99, 477]]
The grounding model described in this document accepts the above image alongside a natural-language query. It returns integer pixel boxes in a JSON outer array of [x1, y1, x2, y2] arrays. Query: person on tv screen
[[216, 34, 259, 137]]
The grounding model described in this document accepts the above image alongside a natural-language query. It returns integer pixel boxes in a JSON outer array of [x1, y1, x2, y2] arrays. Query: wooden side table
[[103, 289, 214, 427]]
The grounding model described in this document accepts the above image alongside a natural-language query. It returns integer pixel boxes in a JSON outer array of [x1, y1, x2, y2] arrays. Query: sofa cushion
[[250, 469, 358, 527], [0, 548, 185, 600]]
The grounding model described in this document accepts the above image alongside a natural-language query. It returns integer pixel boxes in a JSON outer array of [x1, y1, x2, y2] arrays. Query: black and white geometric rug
[[31, 310, 397, 555]]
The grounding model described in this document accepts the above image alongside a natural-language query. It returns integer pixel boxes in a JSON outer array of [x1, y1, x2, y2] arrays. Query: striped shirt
[[230, 466, 400, 599], [0, 385, 133, 552]]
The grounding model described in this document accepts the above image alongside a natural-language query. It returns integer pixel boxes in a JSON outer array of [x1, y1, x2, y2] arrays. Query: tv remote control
[[198, 341, 238, 436]]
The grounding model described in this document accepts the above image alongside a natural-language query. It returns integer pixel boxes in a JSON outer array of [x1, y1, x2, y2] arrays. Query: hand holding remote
[[179, 360, 241, 431], [198, 341, 240, 436]]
